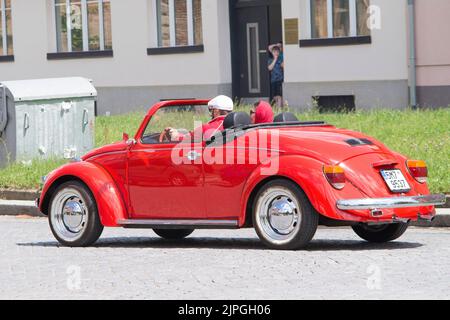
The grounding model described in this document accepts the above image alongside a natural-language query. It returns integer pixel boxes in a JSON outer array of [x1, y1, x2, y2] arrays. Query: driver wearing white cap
[[202, 95, 234, 139]]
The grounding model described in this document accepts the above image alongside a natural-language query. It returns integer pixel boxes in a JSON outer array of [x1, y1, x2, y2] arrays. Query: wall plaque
[[284, 18, 299, 45]]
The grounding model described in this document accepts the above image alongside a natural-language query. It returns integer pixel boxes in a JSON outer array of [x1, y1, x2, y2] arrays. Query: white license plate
[[380, 170, 411, 193]]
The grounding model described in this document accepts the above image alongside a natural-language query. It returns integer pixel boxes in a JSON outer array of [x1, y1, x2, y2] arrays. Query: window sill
[[0, 55, 14, 62], [47, 50, 113, 60], [147, 45, 204, 55], [299, 36, 371, 47]]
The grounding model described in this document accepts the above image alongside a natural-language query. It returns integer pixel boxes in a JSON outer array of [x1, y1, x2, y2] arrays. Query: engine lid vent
[[345, 138, 374, 146]]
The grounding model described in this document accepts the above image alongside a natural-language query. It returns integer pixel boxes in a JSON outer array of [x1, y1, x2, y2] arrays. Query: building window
[[333, 0, 350, 37], [0, 0, 13, 56], [54, 0, 112, 52], [311, 0, 327, 39], [356, 0, 370, 36], [311, 0, 370, 39], [156, 0, 203, 47]]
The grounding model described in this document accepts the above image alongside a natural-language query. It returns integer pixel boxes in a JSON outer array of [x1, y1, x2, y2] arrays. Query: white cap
[[208, 95, 234, 112]]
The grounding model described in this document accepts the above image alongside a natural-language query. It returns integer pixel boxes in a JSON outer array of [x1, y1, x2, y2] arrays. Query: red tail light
[[406, 160, 428, 183], [323, 165, 346, 190]]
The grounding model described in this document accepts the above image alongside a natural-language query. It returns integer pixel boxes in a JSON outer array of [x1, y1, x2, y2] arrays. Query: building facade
[[284, 0, 409, 110], [0, 0, 448, 115], [414, 0, 450, 108]]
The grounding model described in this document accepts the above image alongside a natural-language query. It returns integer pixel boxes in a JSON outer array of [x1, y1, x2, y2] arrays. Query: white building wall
[[282, 0, 410, 109], [414, 0, 450, 107], [0, 0, 232, 113]]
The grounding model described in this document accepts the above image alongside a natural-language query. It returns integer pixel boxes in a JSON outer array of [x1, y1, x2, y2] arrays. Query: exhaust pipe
[[417, 213, 435, 222], [392, 215, 410, 224]]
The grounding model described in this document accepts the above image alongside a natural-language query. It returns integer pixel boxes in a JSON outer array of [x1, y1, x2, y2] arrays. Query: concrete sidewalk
[[0, 199, 449, 227]]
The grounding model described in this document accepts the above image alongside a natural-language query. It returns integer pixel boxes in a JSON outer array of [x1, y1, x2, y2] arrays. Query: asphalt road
[[1, 216, 449, 300]]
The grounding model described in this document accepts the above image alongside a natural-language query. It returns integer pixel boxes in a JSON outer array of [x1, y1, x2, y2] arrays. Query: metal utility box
[[0, 77, 96, 167]]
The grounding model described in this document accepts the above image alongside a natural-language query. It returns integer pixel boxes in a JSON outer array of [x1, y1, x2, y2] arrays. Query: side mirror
[[123, 132, 136, 146]]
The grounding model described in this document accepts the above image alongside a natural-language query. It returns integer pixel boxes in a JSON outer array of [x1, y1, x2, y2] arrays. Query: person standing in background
[[268, 43, 284, 109]]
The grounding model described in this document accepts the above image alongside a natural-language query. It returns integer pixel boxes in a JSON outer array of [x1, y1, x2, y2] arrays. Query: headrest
[[223, 112, 252, 129], [273, 112, 299, 123]]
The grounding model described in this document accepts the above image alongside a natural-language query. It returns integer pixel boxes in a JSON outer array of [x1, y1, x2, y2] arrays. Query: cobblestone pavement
[[0, 216, 449, 300]]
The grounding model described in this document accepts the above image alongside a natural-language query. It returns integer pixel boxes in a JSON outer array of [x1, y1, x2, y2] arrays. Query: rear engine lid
[[277, 127, 392, 163], [341, 153, 414, 198]]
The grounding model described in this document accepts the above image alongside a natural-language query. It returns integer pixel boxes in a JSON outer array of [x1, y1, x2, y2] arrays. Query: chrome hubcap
[[257, 188, 301, 242], [51, 189, 88, 241], [62, 198, 85, 233]]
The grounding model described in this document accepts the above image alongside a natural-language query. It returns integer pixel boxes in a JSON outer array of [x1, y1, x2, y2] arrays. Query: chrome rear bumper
[[337, 194, 446, 210]]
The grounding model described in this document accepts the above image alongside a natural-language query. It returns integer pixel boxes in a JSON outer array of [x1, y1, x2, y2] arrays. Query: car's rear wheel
[[352, 223, 409, 243], [49, 181, 103, 247], [153, 229, 194, 240], [253, 179, 318, 250]]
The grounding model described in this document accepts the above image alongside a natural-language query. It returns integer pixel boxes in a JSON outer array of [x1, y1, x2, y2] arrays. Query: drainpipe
[[408, 0, 417, 109]]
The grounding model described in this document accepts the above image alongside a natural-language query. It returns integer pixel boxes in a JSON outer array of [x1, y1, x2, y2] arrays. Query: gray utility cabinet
[[0, 77, 96, 167]]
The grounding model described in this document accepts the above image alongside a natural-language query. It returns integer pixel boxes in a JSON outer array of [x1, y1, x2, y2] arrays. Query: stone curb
[[441, 194, 450, 208], [0, 200, 44, 217], [0, 189, 40, 201], [0, 200, 449, 227]]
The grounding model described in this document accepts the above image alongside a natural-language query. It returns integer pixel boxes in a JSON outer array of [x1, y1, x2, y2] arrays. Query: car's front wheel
[[253, 179, 318, 250], [352, 223, 409, 243], [49, 181, 103, 247], [153, 229, 194, 240]]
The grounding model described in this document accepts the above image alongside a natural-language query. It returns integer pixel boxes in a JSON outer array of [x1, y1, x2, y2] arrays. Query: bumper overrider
[[337, 194, 446, 211]]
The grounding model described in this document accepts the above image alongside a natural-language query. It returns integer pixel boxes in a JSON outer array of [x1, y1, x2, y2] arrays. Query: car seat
[[223, 112, 252, 129], [273, 112, 299, 123]]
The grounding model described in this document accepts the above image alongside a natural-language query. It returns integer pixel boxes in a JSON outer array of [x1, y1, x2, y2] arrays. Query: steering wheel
[[159, 129, 171, 143]]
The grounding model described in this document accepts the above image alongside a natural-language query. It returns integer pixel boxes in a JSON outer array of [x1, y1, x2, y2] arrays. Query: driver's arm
[[164, 127, 191, 142]]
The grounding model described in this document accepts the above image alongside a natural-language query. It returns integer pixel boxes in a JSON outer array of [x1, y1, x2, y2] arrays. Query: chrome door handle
[[187, 151, 201, 161]]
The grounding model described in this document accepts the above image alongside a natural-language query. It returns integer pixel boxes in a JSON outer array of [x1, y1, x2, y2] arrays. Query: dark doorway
[[229, 0, 282, 102]]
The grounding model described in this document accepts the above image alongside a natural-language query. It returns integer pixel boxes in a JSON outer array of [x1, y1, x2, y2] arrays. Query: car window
[[141, 104, 210, 144]]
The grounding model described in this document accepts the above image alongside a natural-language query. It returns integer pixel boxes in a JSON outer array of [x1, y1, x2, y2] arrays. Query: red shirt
[[201, 116, 226, 140]]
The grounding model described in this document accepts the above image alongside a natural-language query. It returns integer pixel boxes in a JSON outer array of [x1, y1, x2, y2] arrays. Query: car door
[[127, 104, 207, 219], [202, 126, 281, 219], [203, 131, 261, 219]]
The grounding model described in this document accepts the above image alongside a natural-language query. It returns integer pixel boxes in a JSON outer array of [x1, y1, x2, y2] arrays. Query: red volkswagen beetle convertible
[[37, 100, 445, 250]]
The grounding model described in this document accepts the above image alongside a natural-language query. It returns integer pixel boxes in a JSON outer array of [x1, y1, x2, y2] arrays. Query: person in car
[[202, 95, 234, 139], [163, 95, 234, 142], [250, 101, 274, 124]]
